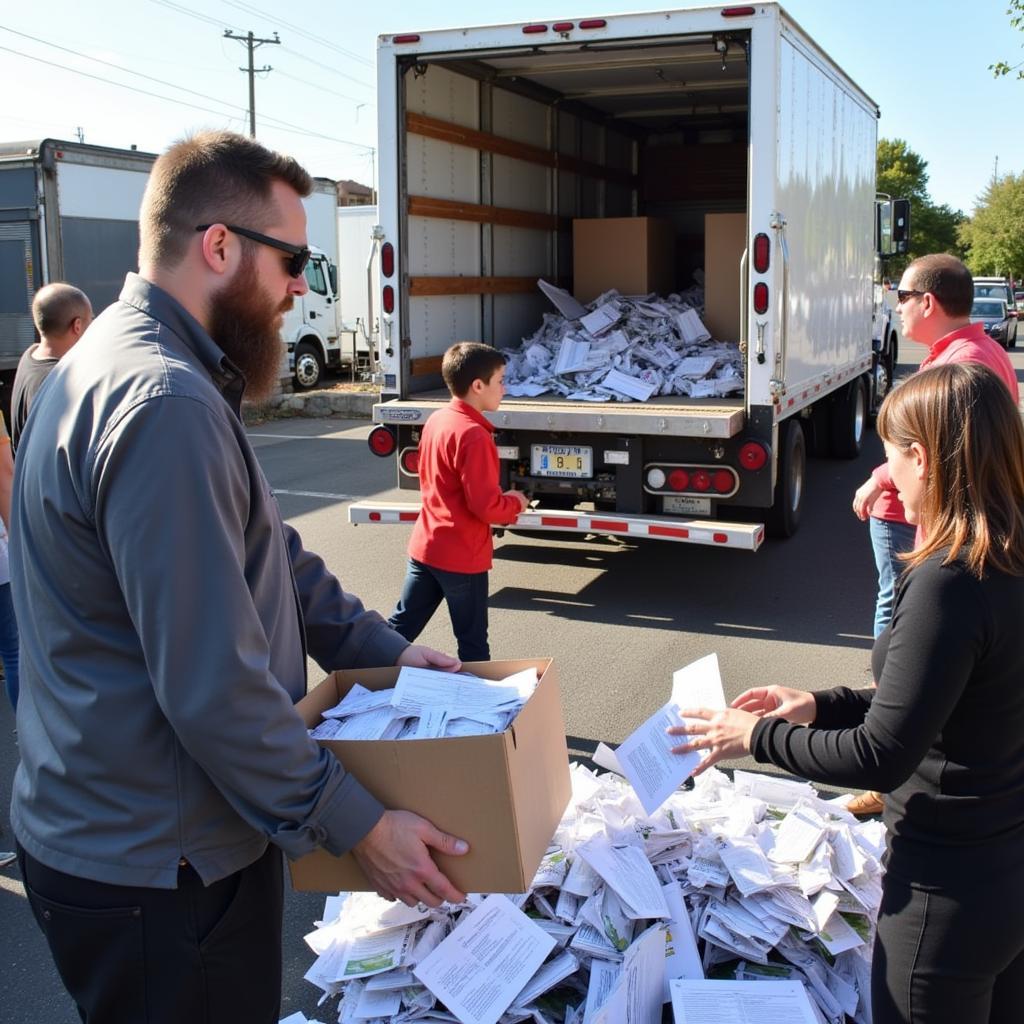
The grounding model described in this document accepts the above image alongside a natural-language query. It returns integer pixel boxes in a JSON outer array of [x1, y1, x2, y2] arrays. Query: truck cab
[[283, 246, 341, 390]]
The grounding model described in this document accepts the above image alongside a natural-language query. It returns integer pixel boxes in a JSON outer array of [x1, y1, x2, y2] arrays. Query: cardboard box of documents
[[290, 658, 571, 894], [573, 216, 675, 302]]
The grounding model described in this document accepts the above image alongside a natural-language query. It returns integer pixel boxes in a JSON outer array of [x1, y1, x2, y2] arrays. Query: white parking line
[[248, 433, 353, 440], [273, 490, 362, 501]]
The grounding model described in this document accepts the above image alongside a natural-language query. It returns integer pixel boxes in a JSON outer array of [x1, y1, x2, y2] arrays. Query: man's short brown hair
[[442, 342, 507, 397], [138, 131, 313, 270], [906, 253, 974, 318], [31, 282, 91, 336]]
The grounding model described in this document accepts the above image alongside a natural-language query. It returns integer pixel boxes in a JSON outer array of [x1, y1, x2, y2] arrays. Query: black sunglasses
[[896, 289, 925, 304], [195, 224, 311, 278]]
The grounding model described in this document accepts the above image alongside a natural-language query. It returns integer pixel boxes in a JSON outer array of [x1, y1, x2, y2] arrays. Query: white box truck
[[354, 3, 908, 550], [0, 139, 154, 377]]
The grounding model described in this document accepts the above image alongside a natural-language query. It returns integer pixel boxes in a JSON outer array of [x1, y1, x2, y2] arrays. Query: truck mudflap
[[347, 503, 765, 551]]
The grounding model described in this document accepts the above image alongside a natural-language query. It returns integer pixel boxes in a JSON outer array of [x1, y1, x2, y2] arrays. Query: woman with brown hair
[[669, 362, 1024, 1023]]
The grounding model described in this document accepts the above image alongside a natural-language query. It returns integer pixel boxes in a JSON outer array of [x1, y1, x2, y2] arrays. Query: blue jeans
[[869, 517, 917, 638], [0, 582, 19, 710], [388, 559, 490, 662]]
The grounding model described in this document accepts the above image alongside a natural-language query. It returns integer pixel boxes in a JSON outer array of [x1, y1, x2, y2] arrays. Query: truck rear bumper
[[347, 502, 765, 551]]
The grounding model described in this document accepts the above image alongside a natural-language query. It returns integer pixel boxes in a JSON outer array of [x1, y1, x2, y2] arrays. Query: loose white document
[[413, 894, 556, 1024], [538, 278, 587, 320], [614, 654, 727, 814], [599, 368, 657, 402], [588, 924, 666, 1024], [579, 302, 622, 336], [670, 979, 821, 1024]]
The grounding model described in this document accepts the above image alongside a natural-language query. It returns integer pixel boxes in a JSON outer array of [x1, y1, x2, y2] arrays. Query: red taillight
[[712, 470, 734, 494], [738, 441, 769, 471], [721, 6, 756, 15], [523, 23, 547, 33], [753, 282, 768, 315], [668, 469, 690, 491], [381, 242, 394, 278], [753, 232, 770, 274], [392, 33, 421, 43], [368, 425, 397, 458], [579, 18, 607, 28], [400, 448, 420, 475], [552, 21, 574, 31], [692, 470, 711, 492], [382, 285, 394, 314]]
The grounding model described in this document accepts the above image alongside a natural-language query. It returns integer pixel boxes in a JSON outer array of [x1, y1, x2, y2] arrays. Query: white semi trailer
[[354, 3, 908, 550]]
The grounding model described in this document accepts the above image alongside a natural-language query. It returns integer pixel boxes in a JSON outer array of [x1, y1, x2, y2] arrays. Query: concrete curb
[[243, 389, 378, 425]]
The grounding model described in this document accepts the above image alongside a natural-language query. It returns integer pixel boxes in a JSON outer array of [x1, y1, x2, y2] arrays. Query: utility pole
[[224, 29, 280, 138]]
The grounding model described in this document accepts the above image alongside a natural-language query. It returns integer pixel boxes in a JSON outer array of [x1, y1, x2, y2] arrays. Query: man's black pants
[[17, 843, 283, 1024]]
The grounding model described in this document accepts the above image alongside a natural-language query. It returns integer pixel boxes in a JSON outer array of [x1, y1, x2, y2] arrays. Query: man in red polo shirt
[[848, 253, 1018, 815], [388, 342, 529, 661]]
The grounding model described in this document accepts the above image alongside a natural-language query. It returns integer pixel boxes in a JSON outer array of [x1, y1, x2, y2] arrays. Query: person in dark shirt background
[[669, 363, 1024, 1024]]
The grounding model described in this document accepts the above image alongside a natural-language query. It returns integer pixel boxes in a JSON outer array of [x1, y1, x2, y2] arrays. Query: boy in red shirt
[[388, 343, 529, 660]]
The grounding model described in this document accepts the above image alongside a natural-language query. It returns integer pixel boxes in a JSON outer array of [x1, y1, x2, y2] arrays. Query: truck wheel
[[293, 341, 324, 391], [829, 376, 866, 459], [1010, 321, 1018, 350], [766, 418, 805, 539]]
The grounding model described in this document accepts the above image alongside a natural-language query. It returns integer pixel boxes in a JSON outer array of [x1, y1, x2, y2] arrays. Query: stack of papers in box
[[308, 666, 539, 742], [298, 765, 885, 1024], [501, 281, 744, 403]]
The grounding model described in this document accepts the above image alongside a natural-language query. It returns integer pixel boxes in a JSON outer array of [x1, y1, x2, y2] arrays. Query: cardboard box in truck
[[573, 217, 675, 302], [289, 658, 571, 894], [703, 212, 747, 343]]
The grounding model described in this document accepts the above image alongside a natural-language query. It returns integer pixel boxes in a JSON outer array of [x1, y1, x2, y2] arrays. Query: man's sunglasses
[[896, 289, 925, 304], [195, 224, 311, 278]]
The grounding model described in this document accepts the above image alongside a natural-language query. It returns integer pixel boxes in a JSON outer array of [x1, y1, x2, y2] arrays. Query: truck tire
[[766, 418, 805, 539], [829, 376, 867, 459], [293, 341, 324, 391]]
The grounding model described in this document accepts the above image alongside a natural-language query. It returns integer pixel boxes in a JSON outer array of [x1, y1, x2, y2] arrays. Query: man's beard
[[208, 254, 292, 400]]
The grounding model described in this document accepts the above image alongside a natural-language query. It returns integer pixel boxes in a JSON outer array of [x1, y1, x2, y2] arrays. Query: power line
[[0, 41, 374, 151], [279, 45, 373, 91], [148, 0, 242, 32], [274, 69, 371, 108], [219, 0, 374, 68]]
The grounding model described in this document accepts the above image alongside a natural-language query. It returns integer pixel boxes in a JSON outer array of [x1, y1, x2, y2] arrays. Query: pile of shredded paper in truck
[[296, 764, 882, 1024], [500, 279, 745, 404]]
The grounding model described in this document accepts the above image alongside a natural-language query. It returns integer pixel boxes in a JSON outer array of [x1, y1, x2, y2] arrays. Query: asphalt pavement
[[3, 335, 1023, 1021]]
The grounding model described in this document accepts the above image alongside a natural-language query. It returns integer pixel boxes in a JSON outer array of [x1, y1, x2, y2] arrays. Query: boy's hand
[[506, 489, 530, 512], [397, 645, 461, 671]]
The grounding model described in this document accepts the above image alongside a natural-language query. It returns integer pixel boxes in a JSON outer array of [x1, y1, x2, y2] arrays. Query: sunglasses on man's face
[[896, 289, 925, 305], [195, 224, 311, 278]]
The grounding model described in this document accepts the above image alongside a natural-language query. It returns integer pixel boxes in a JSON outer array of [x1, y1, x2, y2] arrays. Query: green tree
[[876, 138, 965, 274], [958, 173, 1024, 279], [991, 0, 1024, 79]]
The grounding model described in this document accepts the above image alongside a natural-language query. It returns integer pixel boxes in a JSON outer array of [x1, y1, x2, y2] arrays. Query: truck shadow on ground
[[490, 436, 882, 651]]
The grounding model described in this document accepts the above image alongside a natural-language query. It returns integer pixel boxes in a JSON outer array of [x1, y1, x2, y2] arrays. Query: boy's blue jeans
[[869, 516, 917, 638], [388, 559, 490, 662]]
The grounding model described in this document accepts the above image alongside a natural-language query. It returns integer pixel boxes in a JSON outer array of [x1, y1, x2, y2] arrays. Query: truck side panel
[[776, 33, 877, 393], [0, 166, 40, 363]]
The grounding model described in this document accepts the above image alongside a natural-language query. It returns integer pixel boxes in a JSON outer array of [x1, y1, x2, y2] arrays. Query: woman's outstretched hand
[[666, 707, 760, 776], [731, 685, 816, 725]]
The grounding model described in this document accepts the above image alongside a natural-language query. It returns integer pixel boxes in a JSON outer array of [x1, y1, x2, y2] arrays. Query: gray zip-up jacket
[[10, 273, 407, 888]]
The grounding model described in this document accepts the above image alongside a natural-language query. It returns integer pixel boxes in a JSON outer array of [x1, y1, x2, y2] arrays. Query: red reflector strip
[[523, 24, 548, 33], [369, 512, 381, 521], [399, 512, 419, 522], [721, 6, 756, 15], [579, 18, 607, 28], [713, 533, 728, 543], [591, 519, 628, 533], [541, 516, 577, 527], [392, 33, 421, 43], [552, 21, 574, 31], [649, 525, 689, 539]]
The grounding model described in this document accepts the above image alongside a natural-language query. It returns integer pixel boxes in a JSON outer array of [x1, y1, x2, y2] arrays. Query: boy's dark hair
[[442, 342, 507, 397], [905, 254, 974, 317], [139, 130, 312, 271]]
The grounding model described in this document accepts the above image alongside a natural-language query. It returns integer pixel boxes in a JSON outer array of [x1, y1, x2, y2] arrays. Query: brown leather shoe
[[847, 791, 884, 816]]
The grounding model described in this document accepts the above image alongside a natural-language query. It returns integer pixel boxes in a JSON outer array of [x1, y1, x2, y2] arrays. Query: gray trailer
[[0, 139, 156, 374]]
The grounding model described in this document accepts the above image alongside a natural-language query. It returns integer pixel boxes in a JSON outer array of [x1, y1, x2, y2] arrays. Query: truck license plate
[[530, 444, 592, 478], [663, 495, 711, 515]]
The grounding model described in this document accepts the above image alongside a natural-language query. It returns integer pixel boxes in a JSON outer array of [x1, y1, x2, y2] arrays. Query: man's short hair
[[906, 254, 974, 318], [31, 283, 91, 337], [138, 130, 313, 270], [442, 342, 507, 397]]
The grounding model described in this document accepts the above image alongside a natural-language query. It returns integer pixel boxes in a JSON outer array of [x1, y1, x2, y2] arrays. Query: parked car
[[1014, 289, 1024, 312], [973, 277, 1018, 347], [970, 297, 1013, 349]]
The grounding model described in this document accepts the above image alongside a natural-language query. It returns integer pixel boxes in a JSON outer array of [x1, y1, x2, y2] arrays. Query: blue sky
[[0, 1, 1019, 214]]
